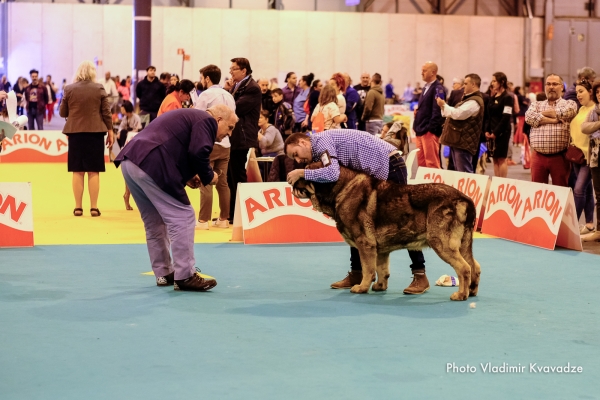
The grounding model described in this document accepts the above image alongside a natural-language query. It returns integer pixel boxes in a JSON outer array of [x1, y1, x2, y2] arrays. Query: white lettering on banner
[[484, 178, 568, 232], [412, 167, 489, 219], [240, 183, 337, 229], [1, 131, 69, 156], [0, 183, 34, 232]]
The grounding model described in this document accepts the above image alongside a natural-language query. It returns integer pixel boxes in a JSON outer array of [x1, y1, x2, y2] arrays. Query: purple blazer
[[115, 109, 217, 205]]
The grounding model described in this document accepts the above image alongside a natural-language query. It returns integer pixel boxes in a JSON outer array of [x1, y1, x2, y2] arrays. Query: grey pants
[[121, 160, 196, 281], [365, 120, 383, 136]]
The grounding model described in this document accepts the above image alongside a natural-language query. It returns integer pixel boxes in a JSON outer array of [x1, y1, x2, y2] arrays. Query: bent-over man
[[115, 106, 238, 291], [285, 130, 430, 294]]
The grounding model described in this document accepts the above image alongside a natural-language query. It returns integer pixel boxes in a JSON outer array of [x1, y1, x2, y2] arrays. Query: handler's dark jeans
[[350, 153, 426, 272]]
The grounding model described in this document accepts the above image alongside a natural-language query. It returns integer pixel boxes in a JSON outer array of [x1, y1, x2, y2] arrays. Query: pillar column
[[133, 0, 152, 105]]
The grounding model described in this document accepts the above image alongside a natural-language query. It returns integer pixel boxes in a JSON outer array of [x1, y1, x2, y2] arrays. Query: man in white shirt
[[436, 74, 485, 173], [194, 64, 236, 229], [102, 71, 119, 111]]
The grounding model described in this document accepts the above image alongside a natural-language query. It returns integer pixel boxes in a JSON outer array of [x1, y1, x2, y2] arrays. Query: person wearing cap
[[157, 79, 196, 117]]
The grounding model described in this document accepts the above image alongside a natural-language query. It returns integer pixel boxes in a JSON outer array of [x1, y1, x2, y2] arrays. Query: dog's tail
[[454, 194, 477, 229]]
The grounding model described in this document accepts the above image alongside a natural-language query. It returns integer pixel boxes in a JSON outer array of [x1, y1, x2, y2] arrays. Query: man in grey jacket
[[362, 73, 385, 135]]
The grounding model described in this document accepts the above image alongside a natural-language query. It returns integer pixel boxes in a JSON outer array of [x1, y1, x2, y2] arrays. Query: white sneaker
[[212, 218, 230, 228], [195, 220, 209, 230]]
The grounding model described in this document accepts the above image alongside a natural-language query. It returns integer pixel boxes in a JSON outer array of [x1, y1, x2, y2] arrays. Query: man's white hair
[[207, 104, 238, 123]]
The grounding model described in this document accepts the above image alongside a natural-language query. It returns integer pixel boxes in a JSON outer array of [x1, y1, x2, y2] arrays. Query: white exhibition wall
[[7, 3, 526, 89]]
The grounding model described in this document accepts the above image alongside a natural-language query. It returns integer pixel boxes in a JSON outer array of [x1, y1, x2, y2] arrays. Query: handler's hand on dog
[[287, 169, 305, 186]]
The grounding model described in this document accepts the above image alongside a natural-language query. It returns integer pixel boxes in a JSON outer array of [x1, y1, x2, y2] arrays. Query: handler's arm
[[303, 136, 340, 183], [189, 119, 216, 186]]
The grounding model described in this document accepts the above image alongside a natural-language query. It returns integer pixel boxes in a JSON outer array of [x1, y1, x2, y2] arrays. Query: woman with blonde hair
[[311, 84, 347, 131], [60, 60, 113, 217]]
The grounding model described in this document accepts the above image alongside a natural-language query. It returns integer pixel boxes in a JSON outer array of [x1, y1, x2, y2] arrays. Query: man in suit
[[223, 57, 262, 222], [115, 105, 238, 292], [413, 62, 445, 168]]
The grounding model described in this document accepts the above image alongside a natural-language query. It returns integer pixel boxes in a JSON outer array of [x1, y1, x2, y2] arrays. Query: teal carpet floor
[[1, 240, 598, 399]]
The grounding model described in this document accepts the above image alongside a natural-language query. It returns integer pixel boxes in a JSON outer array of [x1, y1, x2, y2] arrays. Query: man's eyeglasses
[[545, 82, 561, 87], [230, 67, 240, 72]]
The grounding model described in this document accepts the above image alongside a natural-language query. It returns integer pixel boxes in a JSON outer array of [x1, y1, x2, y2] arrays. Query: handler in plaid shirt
[[285, 130, 431, 295], [525, 74, 577, 186]]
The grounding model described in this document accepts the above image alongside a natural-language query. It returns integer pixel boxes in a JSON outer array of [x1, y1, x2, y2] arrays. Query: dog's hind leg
[[428, 234, 471, 301], [351, 243, 377, 294], [459, 228, 481, 297], [372, 253, 390, 292]]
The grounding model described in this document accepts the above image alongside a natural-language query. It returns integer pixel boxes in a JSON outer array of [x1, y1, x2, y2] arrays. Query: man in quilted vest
[[437, 74, 485, 173]]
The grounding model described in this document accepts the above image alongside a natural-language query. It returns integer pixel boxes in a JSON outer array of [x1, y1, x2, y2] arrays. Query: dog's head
[[292, 161, 323, 199]]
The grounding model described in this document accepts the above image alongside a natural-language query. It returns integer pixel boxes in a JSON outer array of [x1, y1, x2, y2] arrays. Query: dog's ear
[[306, 161, 324, 170]]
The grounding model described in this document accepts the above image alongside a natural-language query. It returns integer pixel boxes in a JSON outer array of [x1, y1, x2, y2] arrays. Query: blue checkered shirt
[[304, 130, 397, 183]]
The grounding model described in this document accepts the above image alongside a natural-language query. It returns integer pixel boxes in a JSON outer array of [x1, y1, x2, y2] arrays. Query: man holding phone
[[413, 62, 445, 168]]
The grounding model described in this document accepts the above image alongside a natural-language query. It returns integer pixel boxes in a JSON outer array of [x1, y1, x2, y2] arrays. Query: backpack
[[275, 102, 295, 135]]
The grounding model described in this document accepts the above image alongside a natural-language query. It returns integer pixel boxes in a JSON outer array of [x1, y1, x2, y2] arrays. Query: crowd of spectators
[[2, 60, 599, 239]]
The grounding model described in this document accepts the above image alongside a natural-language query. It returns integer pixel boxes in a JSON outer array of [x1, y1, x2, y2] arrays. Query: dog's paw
[[372, 282, 387, 292], [350, 285, 369, 294], [469, 288, 478, 297], [450, 291, 468, 301]]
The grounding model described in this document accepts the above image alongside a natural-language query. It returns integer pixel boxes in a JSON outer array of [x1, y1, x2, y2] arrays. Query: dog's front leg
[[351, 244, 377, 294], [372, 252, 390, 292]]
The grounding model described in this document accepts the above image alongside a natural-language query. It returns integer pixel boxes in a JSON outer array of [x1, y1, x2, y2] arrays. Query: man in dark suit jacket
[[116, 106, 238, 292], [223, 57, 262, 221], [413, 62, 445, 168]]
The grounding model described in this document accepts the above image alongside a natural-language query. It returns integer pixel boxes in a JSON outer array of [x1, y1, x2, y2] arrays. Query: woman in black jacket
[[307, 79, 323, 132], [485, 72, 513, 177]]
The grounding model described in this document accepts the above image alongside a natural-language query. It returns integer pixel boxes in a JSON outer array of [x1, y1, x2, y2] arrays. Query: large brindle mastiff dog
[[294, 163, 481, 301]]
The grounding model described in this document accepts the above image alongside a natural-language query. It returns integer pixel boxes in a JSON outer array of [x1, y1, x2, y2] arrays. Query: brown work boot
[[174, 272, 217, 292], [331, 271, 363, 289], [156, 271, 175, 287], [403, 270, 430, 295]]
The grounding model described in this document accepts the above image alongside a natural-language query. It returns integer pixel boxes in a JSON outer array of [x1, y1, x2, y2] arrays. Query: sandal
[[123, 195, 133, 211], [73, 208, 83, 217], [90, 208, 101, 217]]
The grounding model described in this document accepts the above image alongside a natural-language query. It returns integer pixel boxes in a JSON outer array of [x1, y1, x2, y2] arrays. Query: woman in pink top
[[118, 79, 130, 102]]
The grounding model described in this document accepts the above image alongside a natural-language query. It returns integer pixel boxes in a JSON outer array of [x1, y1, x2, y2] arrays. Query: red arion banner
[[481, 177, 581, 251], [1, 131, 109, 163], [412, 167, 490, 226], [0, 182, 34, 247], [231, 182, 343, 245]]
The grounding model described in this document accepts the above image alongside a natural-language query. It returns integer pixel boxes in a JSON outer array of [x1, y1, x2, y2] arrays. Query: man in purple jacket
[[116, 105, 238, 291]]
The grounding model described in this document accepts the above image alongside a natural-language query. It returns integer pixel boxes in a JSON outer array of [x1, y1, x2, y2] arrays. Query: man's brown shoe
[[174, 272, 217, 292], [156, 271, 175, 286], [403, 271, 430, 295], [331, 271, 375, 289]]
